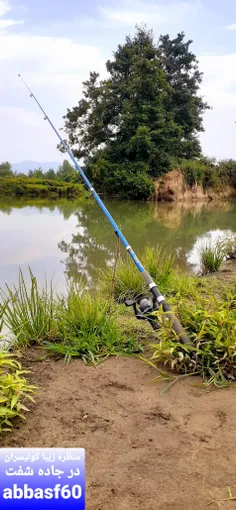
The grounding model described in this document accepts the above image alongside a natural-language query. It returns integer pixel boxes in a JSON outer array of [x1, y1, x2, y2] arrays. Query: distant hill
[[12, 161, 60, 174]]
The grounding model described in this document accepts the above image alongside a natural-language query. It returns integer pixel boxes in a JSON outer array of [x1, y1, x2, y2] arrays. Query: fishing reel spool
[[125, 295, 160, 330]]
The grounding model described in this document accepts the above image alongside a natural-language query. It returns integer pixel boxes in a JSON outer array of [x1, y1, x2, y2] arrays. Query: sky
[[1, 0, 236, 163]]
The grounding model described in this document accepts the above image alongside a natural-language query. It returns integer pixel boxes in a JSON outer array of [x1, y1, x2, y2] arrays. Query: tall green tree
[[61, 26, 209, 198], [28, 167, 44, 179], [57, 160, 79, 183], [45, 168, 57, 180], [0, 162, 14, 178], [158, 32, 210, 158]]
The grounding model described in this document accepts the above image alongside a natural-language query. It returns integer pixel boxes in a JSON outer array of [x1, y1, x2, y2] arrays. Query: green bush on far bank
[[180, 157, 236, 190], [0, 177, 84, 198]]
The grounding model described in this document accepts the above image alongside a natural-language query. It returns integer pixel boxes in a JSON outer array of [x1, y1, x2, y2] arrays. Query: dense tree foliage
[[158, 32, 210, 159], [27, 161, 80, 183], [0, 162, 14, 178], [61, 26, 210, 198], [56, 160, 80, 183]]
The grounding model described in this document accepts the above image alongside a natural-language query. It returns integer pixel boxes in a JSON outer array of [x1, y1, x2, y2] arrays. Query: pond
[[0, 196, 235, 293]]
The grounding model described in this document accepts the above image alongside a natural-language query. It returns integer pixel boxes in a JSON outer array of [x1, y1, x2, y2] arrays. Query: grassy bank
[[0, 177, 84, 198], [0, 252, 235, 383], [0, 241, 236, 432], [100, 254, 236, 386]]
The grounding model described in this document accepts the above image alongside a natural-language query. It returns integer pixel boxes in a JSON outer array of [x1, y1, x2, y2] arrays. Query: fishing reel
[[125, 295, 160, 330]]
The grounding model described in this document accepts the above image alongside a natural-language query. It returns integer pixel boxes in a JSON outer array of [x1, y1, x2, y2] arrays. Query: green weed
[[0, 270, 142, 363], [0, 269, 56, 347], [218, 233, 236, 260], [99, 245, 175, 302], [199, 242, 225, 274], [0, 351, 36, 432], [146, 283, 236, 386], [45, 286, 142, 364]]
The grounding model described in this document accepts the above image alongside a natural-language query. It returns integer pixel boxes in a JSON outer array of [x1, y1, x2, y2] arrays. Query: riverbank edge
[[153, 169, 236, 202], [0, 177, 85, 198]]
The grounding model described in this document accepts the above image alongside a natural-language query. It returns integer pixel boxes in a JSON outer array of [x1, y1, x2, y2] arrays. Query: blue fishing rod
[[18, 74, 191, 345]]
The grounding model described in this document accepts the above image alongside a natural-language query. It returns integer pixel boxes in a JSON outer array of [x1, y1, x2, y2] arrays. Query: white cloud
[[0, 0, 24, 30], [101, 0, 202, 26], [199, 54, 236, 107], [0, 19, 23, 29], [198, 53, 236, 158], [226, 24, 236, 30], [0, 28, 106, 161], [0, 34, 105, 71], [0, 0, 10, 17]]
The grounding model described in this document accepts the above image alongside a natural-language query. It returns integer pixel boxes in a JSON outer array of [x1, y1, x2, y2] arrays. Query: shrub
[[180, 159, 206, 187], [0, 351, 36, 432], [0, 177, 84, 198], [180, 157, 236, 190], [89, 159, 154, 199], [217, 159, 236, 188], [146, 283, 236, 386]]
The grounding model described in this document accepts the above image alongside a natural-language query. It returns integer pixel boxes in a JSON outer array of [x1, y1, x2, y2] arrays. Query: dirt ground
[[1, 352, 236, 510]]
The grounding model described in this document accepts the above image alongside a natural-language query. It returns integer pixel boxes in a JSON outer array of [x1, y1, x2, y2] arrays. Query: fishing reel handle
[[125, 297, 160, 330]]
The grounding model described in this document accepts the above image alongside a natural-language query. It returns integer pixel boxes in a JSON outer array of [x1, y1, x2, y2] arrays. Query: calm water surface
[[0, 196, 235, 292]]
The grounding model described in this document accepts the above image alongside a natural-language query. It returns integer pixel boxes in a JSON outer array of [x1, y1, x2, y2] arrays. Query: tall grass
[[99, 245, 175, 302], [199, 242, 225, 274], [144, 246, 175, 289], [2, 263, 236, 386], [218, 233, 236, 260], [46, 286, 141, 363], [0, 269, 56, 347], [0, 270, 142, 363], [99, 258, 144, 302]]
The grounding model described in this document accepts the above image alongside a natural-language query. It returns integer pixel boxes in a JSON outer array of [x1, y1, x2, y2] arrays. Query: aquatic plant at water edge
[[0, 351, 36, 432], [0, 269, 56, 347], [0, 269, 142, 362], [217, 233, 236, 260], [199, 242, 225, 274]]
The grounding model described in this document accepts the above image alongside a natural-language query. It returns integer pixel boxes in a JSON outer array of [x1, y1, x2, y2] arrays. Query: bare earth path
[[1, 353, 236, 509]]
